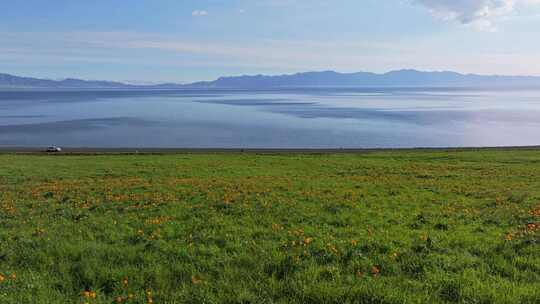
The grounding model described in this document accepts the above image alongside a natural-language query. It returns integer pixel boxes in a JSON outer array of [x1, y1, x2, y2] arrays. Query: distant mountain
[[2, 70, 540, 89], [0, 73, 131, 88], [188, 70, 540, 88]]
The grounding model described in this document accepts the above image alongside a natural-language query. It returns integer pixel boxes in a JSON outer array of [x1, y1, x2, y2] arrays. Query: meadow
[[0, 150, 539, 303]]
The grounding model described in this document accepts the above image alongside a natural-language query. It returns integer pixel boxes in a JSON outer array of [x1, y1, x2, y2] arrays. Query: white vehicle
[[45, 146, 62, 152]]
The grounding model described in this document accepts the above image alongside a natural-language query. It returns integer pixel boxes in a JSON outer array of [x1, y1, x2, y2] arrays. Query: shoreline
[[1, 145, 540, 155]]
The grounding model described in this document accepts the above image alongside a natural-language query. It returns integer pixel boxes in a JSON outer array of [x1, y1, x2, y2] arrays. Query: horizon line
[[3, 68, 540, 85]]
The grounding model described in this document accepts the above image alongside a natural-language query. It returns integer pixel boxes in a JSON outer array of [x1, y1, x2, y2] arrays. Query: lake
[[1, 88, 540, 148]]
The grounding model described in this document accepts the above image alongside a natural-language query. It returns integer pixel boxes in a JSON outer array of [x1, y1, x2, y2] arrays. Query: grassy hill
[[1, 150, 539, 303]]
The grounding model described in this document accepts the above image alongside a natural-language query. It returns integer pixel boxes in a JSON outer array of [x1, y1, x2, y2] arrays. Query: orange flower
[[10, 272, 16, 280], [351, 239, 358, 246], [82, 290, 97, 299], [327, 243, 339, 254], [191, 275, 203, 285], [0, 274, 5, 282], [271, 223, 282, 231], [371, 266, 380, 276], [527, 223, 539, 231]]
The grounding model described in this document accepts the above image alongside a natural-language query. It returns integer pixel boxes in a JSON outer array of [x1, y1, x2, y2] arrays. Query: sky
[[1, 0, 540, 83]]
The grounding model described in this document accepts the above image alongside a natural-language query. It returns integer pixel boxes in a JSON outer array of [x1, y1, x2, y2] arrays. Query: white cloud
[[191, 10, 208, 17], [416, 0, 540, 30]]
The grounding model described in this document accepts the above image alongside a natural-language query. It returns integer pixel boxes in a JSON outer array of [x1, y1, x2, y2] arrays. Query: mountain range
[[0, 73, 129, 89], [2, 70, 540, 89]]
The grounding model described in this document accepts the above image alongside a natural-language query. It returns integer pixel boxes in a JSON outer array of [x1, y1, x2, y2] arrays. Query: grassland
[[0, 150, 539, 303]]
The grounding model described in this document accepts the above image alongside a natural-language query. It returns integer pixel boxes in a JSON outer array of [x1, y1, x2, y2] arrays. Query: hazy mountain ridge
[[0, 73, 131, 88], [2, 70, 540, 89], [190, 70, 540, 88]]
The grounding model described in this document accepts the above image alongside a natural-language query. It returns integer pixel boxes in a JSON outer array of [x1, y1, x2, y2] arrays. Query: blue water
[[1, 88, 540, 148]]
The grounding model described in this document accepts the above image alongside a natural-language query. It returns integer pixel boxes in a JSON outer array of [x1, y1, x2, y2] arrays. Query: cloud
[[415, 0, 540, 29], [191, 10, 208, 17]]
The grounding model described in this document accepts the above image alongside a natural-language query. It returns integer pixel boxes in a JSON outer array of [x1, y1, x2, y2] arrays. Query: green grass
[[1, 150, 539, 303]]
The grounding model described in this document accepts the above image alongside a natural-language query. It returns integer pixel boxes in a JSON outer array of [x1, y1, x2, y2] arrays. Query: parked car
[[45, 146, 62, 152]]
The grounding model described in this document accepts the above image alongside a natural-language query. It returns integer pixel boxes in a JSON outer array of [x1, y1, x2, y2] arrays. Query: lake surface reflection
[[1, 88, 539, 148]]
